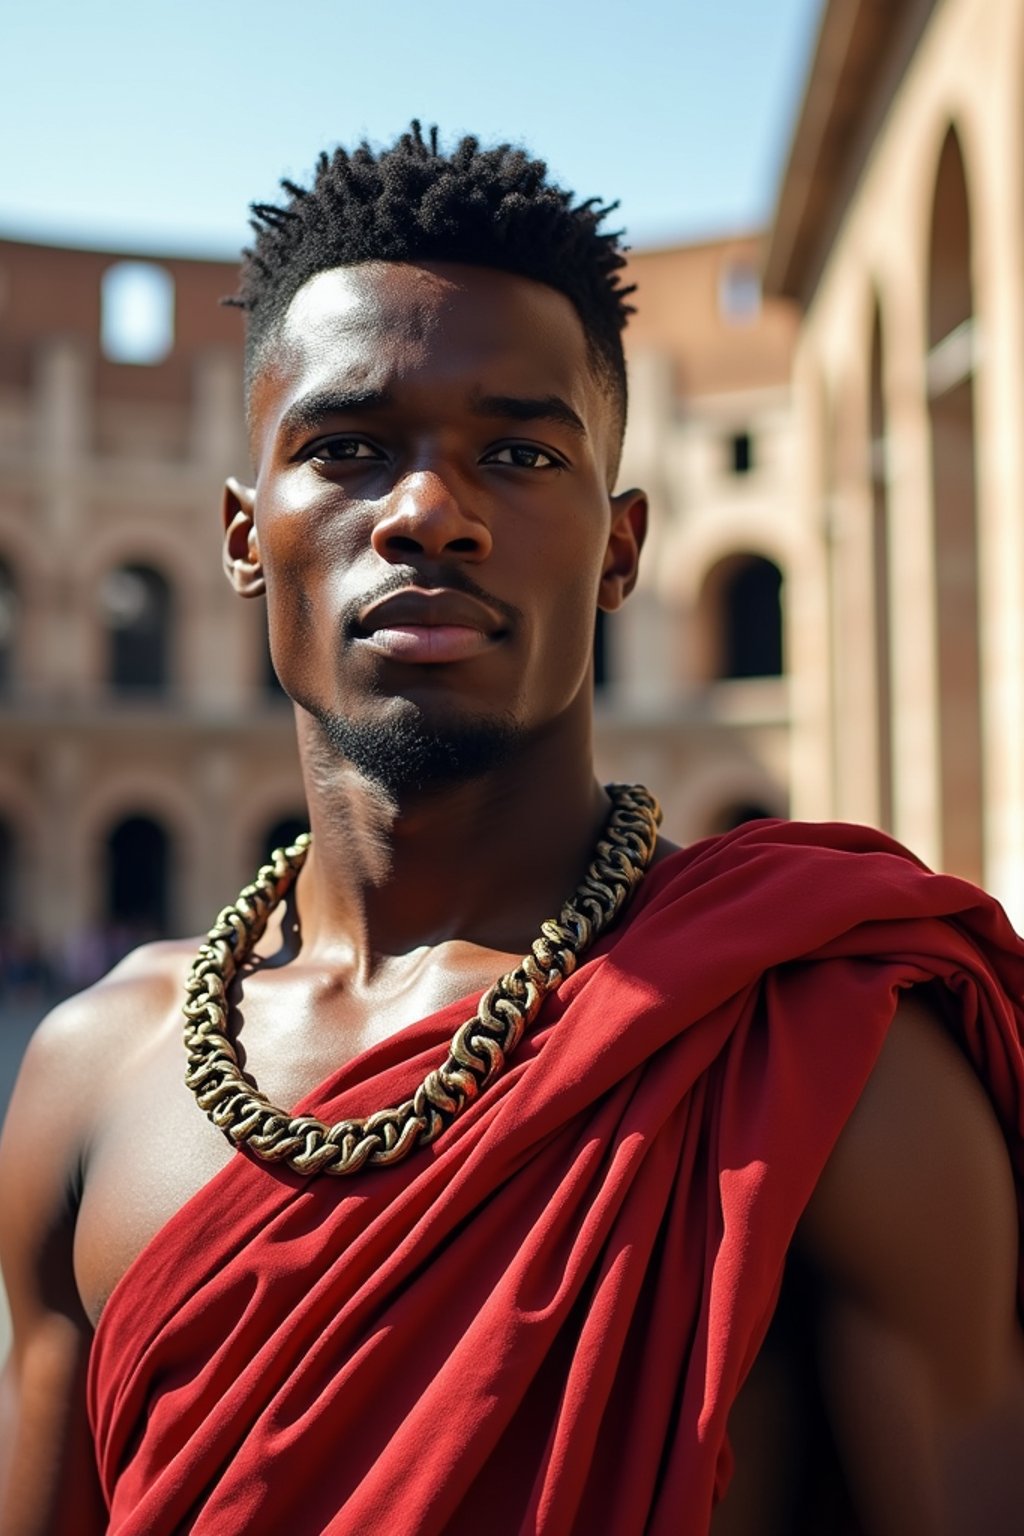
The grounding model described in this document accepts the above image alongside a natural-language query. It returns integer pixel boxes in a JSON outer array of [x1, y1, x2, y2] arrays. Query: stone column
[[787, 345, 835, 820], [830, 338, 886, 828], [189, 350, 252, 711], [36, 736, 87, 960], [617, 349, 679, 707], [33, 339, 92, 698], [962, 20, 1024, 923], [882, 239, 942, 871], [189, 747, 235, 932]]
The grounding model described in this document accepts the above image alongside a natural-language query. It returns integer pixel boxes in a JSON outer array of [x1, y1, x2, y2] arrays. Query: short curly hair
[[227, 122, 636, 441]]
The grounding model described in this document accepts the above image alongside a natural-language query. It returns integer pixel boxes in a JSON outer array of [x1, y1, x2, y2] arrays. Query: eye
[[307, 437, 384, 464], [482, 443, 565, 471]]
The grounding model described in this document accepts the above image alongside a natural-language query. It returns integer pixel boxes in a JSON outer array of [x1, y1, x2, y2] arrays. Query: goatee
[[310, 704, 526, 797]]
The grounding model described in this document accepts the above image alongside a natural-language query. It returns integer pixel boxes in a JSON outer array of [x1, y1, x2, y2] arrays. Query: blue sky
[[4, 0, 824, 258]]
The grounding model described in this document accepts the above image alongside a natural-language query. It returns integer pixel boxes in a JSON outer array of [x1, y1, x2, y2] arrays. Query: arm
[[0, 1002, 108, 1536], [798, 989, 1024, 1536]]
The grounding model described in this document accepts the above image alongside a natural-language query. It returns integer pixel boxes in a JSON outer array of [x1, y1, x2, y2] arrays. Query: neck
[[288, 707, 610, 973]]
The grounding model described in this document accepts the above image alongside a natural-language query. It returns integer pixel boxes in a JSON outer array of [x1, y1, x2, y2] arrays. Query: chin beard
[[308, 702, 526, 797]]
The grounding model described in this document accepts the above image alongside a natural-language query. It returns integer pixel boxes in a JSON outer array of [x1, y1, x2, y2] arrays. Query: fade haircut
[[226, 122, 636, 444]]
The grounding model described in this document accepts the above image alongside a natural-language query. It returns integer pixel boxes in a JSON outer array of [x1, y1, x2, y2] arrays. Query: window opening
[[101, 261, 175, 365], [106, 815, 171, 936], [729, 431, 754, 475], [101, 564, 173, 692]]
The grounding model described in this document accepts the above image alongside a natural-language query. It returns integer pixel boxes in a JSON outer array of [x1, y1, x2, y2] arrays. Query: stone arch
[[80, 523, 207, 593], [695, 553, 784, 682], [80, 523, 206, 697], [672, 761, 787, 843], [927, 124, 983, 881], [704, 801, 780, 835], [78, 771, 201, 937], [232, 778, 309, 881], [259, 813, 310, 866], [660, 517, 795, 609]]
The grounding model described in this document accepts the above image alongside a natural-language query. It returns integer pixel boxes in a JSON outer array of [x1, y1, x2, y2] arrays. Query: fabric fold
[[86, 820, 1024, 1536]]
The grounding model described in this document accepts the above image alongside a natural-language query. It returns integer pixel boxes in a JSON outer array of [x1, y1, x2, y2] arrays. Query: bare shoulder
[[1, 936, 200, 1288], [0, 936, 201, 1321], [23, 934, 198, 1056], [799, 988, 1018, 1362], [797, 988, 1024, 1535], [9, 938, 198, 1121], [0, 939, 201, 1531]]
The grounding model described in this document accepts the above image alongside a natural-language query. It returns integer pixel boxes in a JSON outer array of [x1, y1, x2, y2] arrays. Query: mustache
[[341, 567, 522, 638]]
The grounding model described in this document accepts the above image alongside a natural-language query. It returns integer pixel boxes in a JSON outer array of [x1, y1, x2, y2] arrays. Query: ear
[[598, 488, 648, 612], [222, 476, 264, 598]]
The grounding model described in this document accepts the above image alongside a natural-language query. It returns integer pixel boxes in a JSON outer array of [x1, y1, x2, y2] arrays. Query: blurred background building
[[0, 231, 799, 999], [0, 242, 308, 999], [767, 0, 1024, 930]]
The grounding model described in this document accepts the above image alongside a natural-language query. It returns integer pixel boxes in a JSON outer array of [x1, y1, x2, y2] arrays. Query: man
[[1, 124, 1023, 1535]]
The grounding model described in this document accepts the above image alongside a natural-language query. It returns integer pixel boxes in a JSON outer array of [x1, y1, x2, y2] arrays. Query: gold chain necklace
[[182, 783, 661, 1178]]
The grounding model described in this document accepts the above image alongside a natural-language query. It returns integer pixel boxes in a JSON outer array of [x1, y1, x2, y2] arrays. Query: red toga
[[86, 822, 1024, 1535]]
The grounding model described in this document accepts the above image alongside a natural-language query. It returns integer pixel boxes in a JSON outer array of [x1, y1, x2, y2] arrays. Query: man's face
[[227, 260, 645, 791]]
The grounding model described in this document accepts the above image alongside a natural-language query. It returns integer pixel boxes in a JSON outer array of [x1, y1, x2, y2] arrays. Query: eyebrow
[[470, 393, 587, 438], [276, 386, 588, 443], [278, 387, 393, 441]]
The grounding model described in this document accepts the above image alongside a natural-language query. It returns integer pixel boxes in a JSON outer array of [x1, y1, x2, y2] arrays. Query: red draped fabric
[[86, 821, 1024, 1536]]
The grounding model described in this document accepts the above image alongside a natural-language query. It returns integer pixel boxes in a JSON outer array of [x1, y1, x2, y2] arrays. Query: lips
[[355, 587, 507, 664]]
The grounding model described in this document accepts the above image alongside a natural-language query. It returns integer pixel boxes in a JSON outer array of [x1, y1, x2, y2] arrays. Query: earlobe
[[599, 488, 648, 612], [222, 476, 265, 598]]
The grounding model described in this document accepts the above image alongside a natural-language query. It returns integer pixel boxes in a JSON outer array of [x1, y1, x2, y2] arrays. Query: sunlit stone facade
[[766, 0, 1024, 924]]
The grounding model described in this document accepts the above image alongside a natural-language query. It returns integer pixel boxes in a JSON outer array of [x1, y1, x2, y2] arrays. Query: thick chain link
[[183, 783, 661, 1177]]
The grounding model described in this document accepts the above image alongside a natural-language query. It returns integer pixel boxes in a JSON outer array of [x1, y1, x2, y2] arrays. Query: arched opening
[[869, 303, 895, 831], [0, 558, 16, 691], [101, 563, 174, 693], [260, 814, 309, 867], [707, 801, 779, 834], [928, 127, 983, 881], [699, 554, 784, 680], [105, 814, 171, 939]]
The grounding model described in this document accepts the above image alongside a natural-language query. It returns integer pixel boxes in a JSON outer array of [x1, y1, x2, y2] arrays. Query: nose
[[370, 470, 492, 563]]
